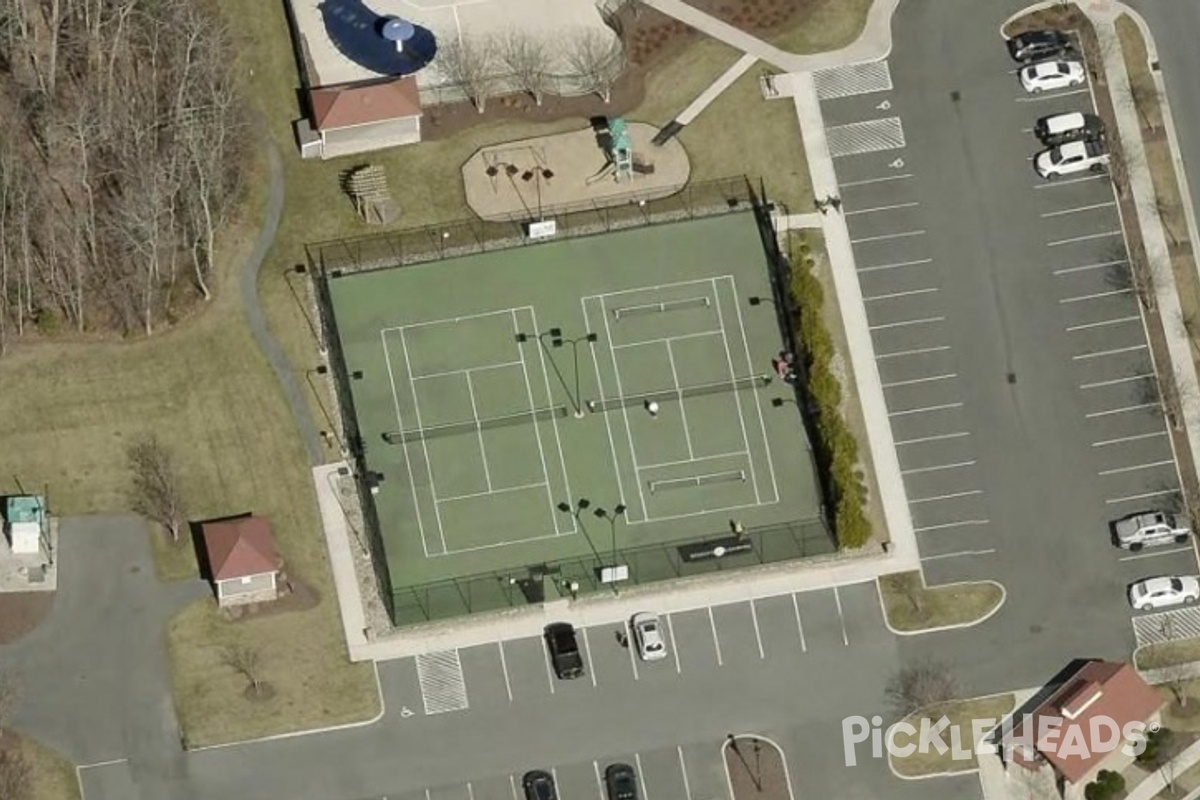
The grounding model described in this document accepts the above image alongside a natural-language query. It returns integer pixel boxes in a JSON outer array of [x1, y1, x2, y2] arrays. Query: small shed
[[298, 76, 423, 160], [4, 496, 46, 556], [200, 515, 282, 607]]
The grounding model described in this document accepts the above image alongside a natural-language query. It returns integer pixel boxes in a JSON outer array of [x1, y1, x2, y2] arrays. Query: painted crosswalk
[[826, 117, 906, 158], [1132, 606, 1200, 648], [415, 649, 469, 714], [814, 61, 894, 100]]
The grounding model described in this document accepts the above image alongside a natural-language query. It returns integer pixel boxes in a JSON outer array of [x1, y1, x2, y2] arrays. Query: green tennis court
[[324, 212, 833, 623]]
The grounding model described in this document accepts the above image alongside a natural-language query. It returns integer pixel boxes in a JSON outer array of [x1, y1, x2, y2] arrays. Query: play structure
[[587, 117, 656, 185]]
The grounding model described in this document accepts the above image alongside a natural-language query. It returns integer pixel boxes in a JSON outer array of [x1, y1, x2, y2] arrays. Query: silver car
[[632, 612, 667, 661]]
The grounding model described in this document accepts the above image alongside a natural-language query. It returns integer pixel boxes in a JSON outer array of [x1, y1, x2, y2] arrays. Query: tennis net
[[384, 406, 569, 444], [585, 375, 768, 413]]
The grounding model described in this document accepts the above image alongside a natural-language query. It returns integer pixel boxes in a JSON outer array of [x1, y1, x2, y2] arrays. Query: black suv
[[1007, 29, 1071, 62], [1034, 112, 1106, 146], [544, 623, 584, 679], [605, 764, 638, 800], [523, 771, 557, 800]]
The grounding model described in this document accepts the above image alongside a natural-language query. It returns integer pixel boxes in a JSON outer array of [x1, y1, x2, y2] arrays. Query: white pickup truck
[[1114, 511, 1191, 551]]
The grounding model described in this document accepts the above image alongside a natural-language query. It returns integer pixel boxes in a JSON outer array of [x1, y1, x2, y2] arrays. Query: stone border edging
[[876, 577, 1008, 637]]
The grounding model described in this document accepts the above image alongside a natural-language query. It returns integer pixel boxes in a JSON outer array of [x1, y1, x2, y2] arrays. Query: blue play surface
[[318, 0, 438, 77]]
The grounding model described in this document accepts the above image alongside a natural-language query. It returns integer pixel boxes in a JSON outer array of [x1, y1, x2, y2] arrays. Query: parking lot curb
[[876, 578, 1007, 637]]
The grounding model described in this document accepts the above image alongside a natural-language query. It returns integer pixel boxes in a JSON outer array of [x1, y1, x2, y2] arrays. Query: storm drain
[[416, 649, 469, 714]]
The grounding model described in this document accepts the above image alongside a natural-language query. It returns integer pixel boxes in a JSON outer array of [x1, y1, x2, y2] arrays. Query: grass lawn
[[772, 0, 876, 55], [1137, 638, 1200, 670], [889, 694, 1015, 777], [1, 728, 80, 800], [878, 572, 1004, 632]]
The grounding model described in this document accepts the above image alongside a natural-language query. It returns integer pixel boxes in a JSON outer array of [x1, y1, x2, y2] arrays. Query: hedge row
[[787, 241, 872, 549]]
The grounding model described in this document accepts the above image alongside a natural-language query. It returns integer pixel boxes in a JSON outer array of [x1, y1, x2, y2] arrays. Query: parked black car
[[523, 771, 558, 800], [1034, 112, 1106, 146], [544, 622, 584, 679], [604, 764, 638, 800], [1007, 29, 1071, 61]]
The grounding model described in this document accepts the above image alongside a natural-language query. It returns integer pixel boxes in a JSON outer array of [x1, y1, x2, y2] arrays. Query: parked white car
[[1020, 59, 1086, 93], [1129, 576, 1200, 611], [632, 612, 667, 661], [1034, 140, 1109, 179]]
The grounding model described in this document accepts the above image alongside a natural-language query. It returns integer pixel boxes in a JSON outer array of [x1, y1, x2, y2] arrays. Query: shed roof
[[201, 516, 280, 581], [310, 77, 422, 131]]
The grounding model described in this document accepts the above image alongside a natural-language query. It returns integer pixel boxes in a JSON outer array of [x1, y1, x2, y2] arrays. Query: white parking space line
[[1119, 546, 1194, 562], [623, 621, 640, 680], [677, 748, 693, 800], [858, 258, 933, 274], [841, 173, 914, 187], [1041, 201, 1116, 217], [791, 593, 807, 652], [877, 344, 950, 359], [635, 754, 648, 800], [666, 614, 681, 674], [750, 600, 765, 659], [846, 201, 920, 216], [426, 789, 432, 800], [1107, 488, 1180, 505], [582, 626, 597, 687], [881, 372, 956, 388], [1060, 289, 1131, 304], [510, 775, 520, 800], [1081, 373, 1153, 389], [593, 762, 606, 800], [1074, 344, 1147, 360], [708, 607, 724, 666], [1015, 87, 1090, 102], [1086, 402, 1159, 418], [833, 587, 849, 646], [1093, 431, 1167, 447], [914, 519, 990, 533], [895, 431, 971, 446], [851, 230, 927, 244], [1049, 230, 1123, 247], [497, 642, 513, 702], [921, 548, 998, 562], [909, 489, 984, 504], [868, 316, 945, 331], [1099, 459, 1175, 476], [1066, 315, 1140, 332], [864, 287, 939, 302], [1055, 259, 1127, 276], [889, 402, 964, 417], [901, 460, 976, 475], [468, 782, 476, 800], [543, 641, 556, 694], [1035, 173, 1108, 189]]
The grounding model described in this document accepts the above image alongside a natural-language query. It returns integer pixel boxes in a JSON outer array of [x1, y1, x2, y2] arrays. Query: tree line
[[0, 0, 250, 345]]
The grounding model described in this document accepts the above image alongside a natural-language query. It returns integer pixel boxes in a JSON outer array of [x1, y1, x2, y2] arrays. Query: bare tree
[[1120, 77, 1161, 133], [437, 36, 496, 113], [497, 30, 553, 106], [127, 435, 186, 542], [1156, 193, 1182, 248], [223, 644, 267, 697], [886, 661, 959, 716], [563, 28, 624, 103]]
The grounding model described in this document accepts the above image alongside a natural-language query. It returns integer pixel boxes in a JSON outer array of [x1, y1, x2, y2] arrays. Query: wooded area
[[0, 0, 250, 344]]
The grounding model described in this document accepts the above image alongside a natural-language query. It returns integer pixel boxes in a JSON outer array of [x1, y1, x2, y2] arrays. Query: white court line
[[398, 328, 449, 555], [1093, 431, 1167, 447], [889, 402, 964, 417], [895, 431, 970, 446], [833, 587, 849, 646], [464, 372, 493, 491], [638, 450, 749, 472], [877, 344, 950, 359], [382, 329, 433, 558], [624, 620, 640, 681], [1074, 344, 1147, 360], [1055, 259, 1126, 276], [1048, 230, 1123, 247], [1035, 173, 1108, 189], [664, 338, 696, 460], [922, 548, 998, 562], [858, 258, 933, 274], [612, 329, 723, 350], [845, 201, 920, 216], [1015, 87, 1090, 102], [515, 308, 571, 536], [497, 642, 513, 702], [910, 489, 984, 504], [864, 287, 940, 302], [591, 276, 718, 300], [582, 299, 631, 521], [438, 482, 547, 504], [412, 360, 525, 381], [1099, 459, 1174, 476], [1067, 315, 1140, 331], [430, 531, 562, 557], [1086, 402, 1158, 418], [901, 460, 976, 475], [582, 626, 597, 688], [1119, 546, 1195, 562], [841, 173, 914, 187], [914, 519, 990, 533], [792, 593, 807, 651], [1041, 201, 1116, 218], [393, 307, 526, 333], [722, 274, 778, 504], [708, 607, 724, 666], [868, 316, 945, 331], [881, 373, 956, 388], [678, 748, 693, 800], [750, 599, 765, 659], [1106, 488, 1180, 505], [1059, 289, 1131, 304], [666, 613, 682, 674], [598, 295, 650, 521], [851, 230, 927, 244], [1081, 373, 1153, 389]]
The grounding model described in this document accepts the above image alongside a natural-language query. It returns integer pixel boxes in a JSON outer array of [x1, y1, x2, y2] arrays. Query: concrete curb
[[876, 578, 1008, 637], [722, 734, 797, 800]]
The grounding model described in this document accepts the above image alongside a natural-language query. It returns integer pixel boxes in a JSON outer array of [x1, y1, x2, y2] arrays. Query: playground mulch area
[[325, 212, 832, 622]]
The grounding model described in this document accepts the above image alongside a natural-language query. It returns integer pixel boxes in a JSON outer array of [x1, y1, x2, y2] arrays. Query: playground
[[324, 212, 831, 622]]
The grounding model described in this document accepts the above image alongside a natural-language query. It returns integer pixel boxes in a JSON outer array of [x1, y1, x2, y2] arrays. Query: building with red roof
[[296, 76, 422, 159], [200, 515, 283, 607]]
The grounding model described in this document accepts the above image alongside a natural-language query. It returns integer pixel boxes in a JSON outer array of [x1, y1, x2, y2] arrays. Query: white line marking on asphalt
[[593, 762, 606, 800], [889, 402, 964, 417], [77, 759, 130, 770], [833, 587, 849, 646], [750, 599, 765, 659], [909, 489, 984, 504], [1059, 289, 1131, 303], [1074, 344, 1147, 360], [1099, 459, 1175, 476], [1021, 126, 1034, 133], [1055, 259, 1126, 275], [846, 201, 920, 216], [881, 372, 956, 388], [497, 642, 513, 702], [868, 316, 945, 331], [792, 593, 807, 652], [1041, 201, 1116, 217], [1048, 230, 1123, 247], [678, 747, 693, 800], [426, 788, 432, 800], [1086, 402, 1159, 418], [841, 173, 914, 187], [635, 753, 648, 800], [914, 519, 990, 533], [582, 626, 597, 687], [1067, 314, 1140, 331], [1106, 488, 1181, 505], [1035, 173, 1107, 188], [877, 344, 951, 359], [543, 639, 557, 695], [1081, 373, 1153, 389], [1119, 546, 1194, 562], [1016, 87, 1090, 102], [624, 619, 640, 681], [851, 229, 927, 244], [921, 548, 998, 562], [901, 460, 977, 475], [864, 287, 940, 301], [666, 613, 681, 674], [858, 258, 933, 274], [894, 431, 971, 446], [1092, 431, 1167, 447], [708, 607, 724, 666], [510, 774, 521, 800], [468, 782, 476, 800]]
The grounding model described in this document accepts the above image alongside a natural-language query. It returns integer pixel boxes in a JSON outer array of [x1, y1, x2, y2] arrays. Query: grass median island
[[1137, 638, 1200, 671], [888, 694, 1015, 777], [1, 728, 81, 800], [879, 572, 1004, 632]]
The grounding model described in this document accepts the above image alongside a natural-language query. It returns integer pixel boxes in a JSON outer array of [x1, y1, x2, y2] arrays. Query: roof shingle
[[201, 516, 280, 581]]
